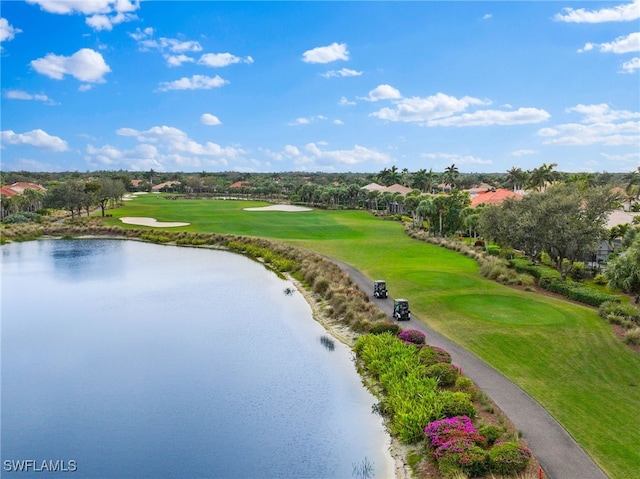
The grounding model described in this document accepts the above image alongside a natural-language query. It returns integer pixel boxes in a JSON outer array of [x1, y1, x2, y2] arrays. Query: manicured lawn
[[106, 195, 640, 478]]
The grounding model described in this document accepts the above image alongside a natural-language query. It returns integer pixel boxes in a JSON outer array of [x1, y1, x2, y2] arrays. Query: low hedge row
[[510, 258, 619, 307]]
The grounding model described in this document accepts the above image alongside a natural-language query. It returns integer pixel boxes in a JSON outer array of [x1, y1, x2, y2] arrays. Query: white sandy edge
[[288, 276, 412, 479], [244, 205, 313, 212], [119, 217, 190, 227]]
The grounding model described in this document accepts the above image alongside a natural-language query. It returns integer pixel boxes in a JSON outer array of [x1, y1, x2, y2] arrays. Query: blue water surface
[[1, 239, 392, 479]]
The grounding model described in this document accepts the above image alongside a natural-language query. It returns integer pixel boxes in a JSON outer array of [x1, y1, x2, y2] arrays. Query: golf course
[[106, 194, 640, 479]]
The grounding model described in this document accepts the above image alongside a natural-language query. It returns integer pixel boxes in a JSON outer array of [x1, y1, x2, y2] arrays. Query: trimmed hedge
[[510, 258, 619, 307]]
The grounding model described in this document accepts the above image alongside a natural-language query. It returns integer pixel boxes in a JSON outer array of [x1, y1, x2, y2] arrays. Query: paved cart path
[[331, 259, 608, 479]]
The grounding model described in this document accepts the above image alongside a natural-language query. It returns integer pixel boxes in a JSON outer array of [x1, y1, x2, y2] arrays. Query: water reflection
[[320, 335, 336, 351], [50, 239, 122, 282]]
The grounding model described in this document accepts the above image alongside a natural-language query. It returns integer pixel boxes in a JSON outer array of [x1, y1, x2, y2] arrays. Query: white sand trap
[[120, 217, 190, 227], [132, 192, 148, 195], [244, 205, 313, 212]]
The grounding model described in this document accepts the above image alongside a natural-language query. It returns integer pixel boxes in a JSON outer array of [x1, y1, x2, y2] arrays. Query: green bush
[[569, 261, 587, 281], [488, 442, 532, 475], [478, 424, 505, 445], [440, 391, 476, 418], [367, 322, 401, 335], [593, 273, 608, 285], [426, 362, 459, 387], [454, 376, 474, 392], [438, 446, 488, 478], [486, 244, 500, 256]]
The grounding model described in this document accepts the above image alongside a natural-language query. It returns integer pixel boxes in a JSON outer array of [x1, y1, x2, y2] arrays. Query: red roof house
[[470, 188, 522, 208]]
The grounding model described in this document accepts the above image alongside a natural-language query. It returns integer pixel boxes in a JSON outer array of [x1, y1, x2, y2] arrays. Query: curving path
[[331, 259, 608, 479]]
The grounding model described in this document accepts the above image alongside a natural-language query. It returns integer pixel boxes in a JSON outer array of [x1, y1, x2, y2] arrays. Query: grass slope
[[107, 195, 640, 478]]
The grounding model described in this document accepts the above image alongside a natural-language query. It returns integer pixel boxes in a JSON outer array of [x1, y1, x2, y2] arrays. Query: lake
[[1, 239, 393, 478]]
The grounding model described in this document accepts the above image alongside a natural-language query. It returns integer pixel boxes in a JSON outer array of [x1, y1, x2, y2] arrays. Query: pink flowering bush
[[398, 329, 426, 345], [424, 416, 488, 476]]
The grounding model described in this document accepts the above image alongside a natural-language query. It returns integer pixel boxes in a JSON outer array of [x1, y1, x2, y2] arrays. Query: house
[[470, 188, 523, 208], [0, 182, 47, 219]]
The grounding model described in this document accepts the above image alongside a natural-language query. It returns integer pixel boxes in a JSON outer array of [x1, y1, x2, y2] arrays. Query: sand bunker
[[244, 205, 313, 212], [119, 217, 190, 227]]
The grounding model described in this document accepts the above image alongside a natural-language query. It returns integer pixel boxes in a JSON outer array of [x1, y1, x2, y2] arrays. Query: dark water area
[[1, 239, 393, 478]]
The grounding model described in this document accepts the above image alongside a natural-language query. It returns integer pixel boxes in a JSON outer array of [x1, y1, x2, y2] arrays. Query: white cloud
[[321, 68, 363, 78], [482, 14, 493, 20], [1, 129, 68, 151], [363, 84, 402, 102], [4, 89, 54, 104], [157, 75, 228, 91], [0, 18, 22, 43], [165, 54, 195, 67], [95, 124, 246, 170], [288, 115, 328, 126], [201, 113, 221, 126], [554, 0, 640, 23], [601, 151, 640, 164], [422, 152, 492, 166], [31, 48, 111, 83], [579, 32, 640, 54], [427, 107, 550, 127], [512, 149, 536, 157], [131, 28, 202, 54], [333, 119, 344, 125], [538, 104, 640, 146], [369, 90, 549, 127], [115, 125, 242, 158], [621, 56, 640, 73], [302, 42, 349, 64], [27, 0, 139, 30], [339, 96, 356, 106], [198, 53, 254, 67], [371, 92, 488, 122]]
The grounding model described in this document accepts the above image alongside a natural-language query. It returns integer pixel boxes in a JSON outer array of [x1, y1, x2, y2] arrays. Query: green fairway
[[107, 195, 640, 478]]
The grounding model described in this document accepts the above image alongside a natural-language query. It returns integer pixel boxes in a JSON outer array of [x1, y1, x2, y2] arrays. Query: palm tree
[[505, 167, 527, 192], [411, 169, 428, 192], [526, 162, 558, 191], [443, 164, 459, 190]]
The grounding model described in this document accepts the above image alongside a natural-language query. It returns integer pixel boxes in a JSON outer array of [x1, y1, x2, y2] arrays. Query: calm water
[[1, 239, 393, 479]]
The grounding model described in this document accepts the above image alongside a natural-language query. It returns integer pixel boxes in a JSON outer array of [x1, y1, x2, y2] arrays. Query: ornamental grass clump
[[398, 328, 426, 345]]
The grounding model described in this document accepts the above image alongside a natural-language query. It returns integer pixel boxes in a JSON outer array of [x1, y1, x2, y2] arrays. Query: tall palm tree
[[505, 167, 527, 192], [443, 164, 459, 190], [526, 162, 558, 191]]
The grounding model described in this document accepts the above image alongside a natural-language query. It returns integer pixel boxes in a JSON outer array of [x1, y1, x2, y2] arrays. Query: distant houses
[[0, 182, 47, 219]]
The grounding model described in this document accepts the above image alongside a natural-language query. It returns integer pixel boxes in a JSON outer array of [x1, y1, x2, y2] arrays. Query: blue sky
[[1, 1, 638, 174]]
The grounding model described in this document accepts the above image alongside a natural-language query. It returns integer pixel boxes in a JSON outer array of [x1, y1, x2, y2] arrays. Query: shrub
[[623, 327, 640, 345], [486, 244, 500, 256], [474, 239, 485, 248], [440, 391, 476, 418], [432, 346, 452, 364], [478, 425, 504, 445], [488, 442, 532, 475], [313, 278, 330, 295], [367, 322, 401, 335], [454, 376, 473, 392], [569, 261, 587, 281], [593, 273, 608, 285], [426, 362, 460, 387], [599, 301, 640, 327], [398, 328, 426, 345], [437, 446, 488, 478], [425, 416, 488, 477]]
